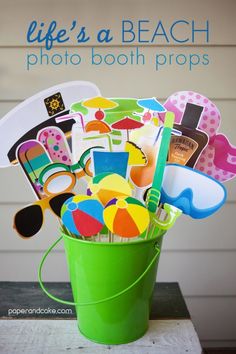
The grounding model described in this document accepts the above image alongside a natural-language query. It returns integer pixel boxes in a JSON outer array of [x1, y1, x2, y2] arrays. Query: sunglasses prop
[[0, 81, 100, 167], [13, 192, 74, 238], [37, 126, 72, 165], [17, 140, 52, 199], [160, 164, 227, 219]]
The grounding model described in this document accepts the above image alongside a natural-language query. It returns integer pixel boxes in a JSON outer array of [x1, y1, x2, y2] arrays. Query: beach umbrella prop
[[103, 196, 150, 238], [105, 98, 144, 125], [82, 96, 118, 121], [111, 117, 144, 141], [137, 98, 166, 123], [61, 195, 104, 237], [85, 120, 112, 133], [87, 172, 132, 206]]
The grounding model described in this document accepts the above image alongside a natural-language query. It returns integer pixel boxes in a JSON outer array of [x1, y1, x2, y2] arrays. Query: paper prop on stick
[[104, 197, 150, 238], [14, 192, 74, 238], [85, 120, 111, 133], [147, 112, 175, 213], [161, 91, 236, 182], [137, 98, 166, 123], [17, 140, 52, 199], [88, 173, 132, 206], [39, 163, 76, 196], [92, 151, 129, 178], [82, 96, 118, 121], [61, 195, 104, 237], [160, 164, 227, 219], [195, 134, 236, 182], [0, 81, 100, 167], [37, 127, 72, 165], [111, 117, 144, 141]]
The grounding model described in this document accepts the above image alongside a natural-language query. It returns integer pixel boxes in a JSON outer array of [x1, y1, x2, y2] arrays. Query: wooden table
[[0, 282, 202, 353]]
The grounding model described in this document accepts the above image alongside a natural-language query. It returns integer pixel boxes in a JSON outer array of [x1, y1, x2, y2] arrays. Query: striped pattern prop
[[104, 197, 150, 238], [61, 195, 104, 237]]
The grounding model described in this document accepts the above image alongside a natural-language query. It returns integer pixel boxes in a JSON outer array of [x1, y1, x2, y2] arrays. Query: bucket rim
[[60, 229, 165, 247]]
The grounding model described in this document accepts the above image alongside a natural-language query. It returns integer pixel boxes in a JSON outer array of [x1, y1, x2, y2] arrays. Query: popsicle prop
[[104, 197, 150, 238], [88, 173, 132, 206], [111, 117, 144, 141], [160, 164, 227, 219], [17, 140, 52, 199], [161, 91, 236, 182], [37, 127, 72, 165], [61, 195, 104, 237], [147, 112, 175, 213]]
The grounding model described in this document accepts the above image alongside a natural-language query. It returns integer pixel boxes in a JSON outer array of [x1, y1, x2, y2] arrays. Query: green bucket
[[38, 229, 165, 345]]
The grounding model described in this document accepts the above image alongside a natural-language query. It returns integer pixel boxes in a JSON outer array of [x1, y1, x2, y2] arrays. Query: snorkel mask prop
[[161, 164, 227, 219]]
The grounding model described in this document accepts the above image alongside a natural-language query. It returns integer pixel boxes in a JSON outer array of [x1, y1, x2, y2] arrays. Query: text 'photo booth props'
[[104, 197, 150, 238], [61, 195, 104, 237], [14, 192, 74, 238], [0, 81, 100, 167], [160, 164, 227, 219]]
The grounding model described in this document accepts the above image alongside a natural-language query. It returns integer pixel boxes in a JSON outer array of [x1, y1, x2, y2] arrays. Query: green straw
[[147, 111, 175, 213]]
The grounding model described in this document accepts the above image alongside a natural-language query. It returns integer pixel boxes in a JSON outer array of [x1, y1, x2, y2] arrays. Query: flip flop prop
[[37, 126, 72, 165], [103, 197, 150, 238], [82, 96, 118, 121], [14, 192, 74, 238], [137, 98, 166, 123], [0, 81, 100, 167], [17, 140, 52, 199], [87, 173, 132, 206], [161, 91, 236, 182], [61, 195, 104, 237], [160, 164, 227, 219]]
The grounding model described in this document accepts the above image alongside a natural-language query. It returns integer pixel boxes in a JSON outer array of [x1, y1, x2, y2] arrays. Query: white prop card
[[0, 81, 100, 167]]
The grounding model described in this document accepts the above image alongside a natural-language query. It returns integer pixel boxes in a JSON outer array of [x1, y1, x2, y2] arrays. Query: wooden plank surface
[[0, 282, 190, 320], [0, 319, 202, 354], [0, 0, 235, 46]]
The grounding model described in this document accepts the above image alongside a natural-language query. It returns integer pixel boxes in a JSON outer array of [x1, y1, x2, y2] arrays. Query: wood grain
[[0, 319, 202, 353]]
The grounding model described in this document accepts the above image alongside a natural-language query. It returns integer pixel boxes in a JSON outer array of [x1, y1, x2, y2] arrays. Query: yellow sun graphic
[[49, 99, 60, 110]]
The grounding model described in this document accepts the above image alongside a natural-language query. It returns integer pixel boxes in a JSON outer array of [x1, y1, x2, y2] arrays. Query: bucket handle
[[38, 236, 160, 307]]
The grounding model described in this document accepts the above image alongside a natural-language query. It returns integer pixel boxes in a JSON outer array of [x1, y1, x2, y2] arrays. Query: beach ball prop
[[104, 197, 150, 238], [61, 195, 104, 237], [87, 173, 132, 206]]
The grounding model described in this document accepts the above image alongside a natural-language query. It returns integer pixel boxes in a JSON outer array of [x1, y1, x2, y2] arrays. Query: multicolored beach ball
[[61, 195, 104, 237], [103, 196, 150, 238], [87, 173, 132, 206]]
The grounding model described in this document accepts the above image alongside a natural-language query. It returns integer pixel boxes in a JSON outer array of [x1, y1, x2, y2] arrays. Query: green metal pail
[[38, 230, 164, 344]]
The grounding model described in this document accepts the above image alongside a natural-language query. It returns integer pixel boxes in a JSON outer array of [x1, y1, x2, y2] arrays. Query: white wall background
[[0, 0, 236, 348]]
